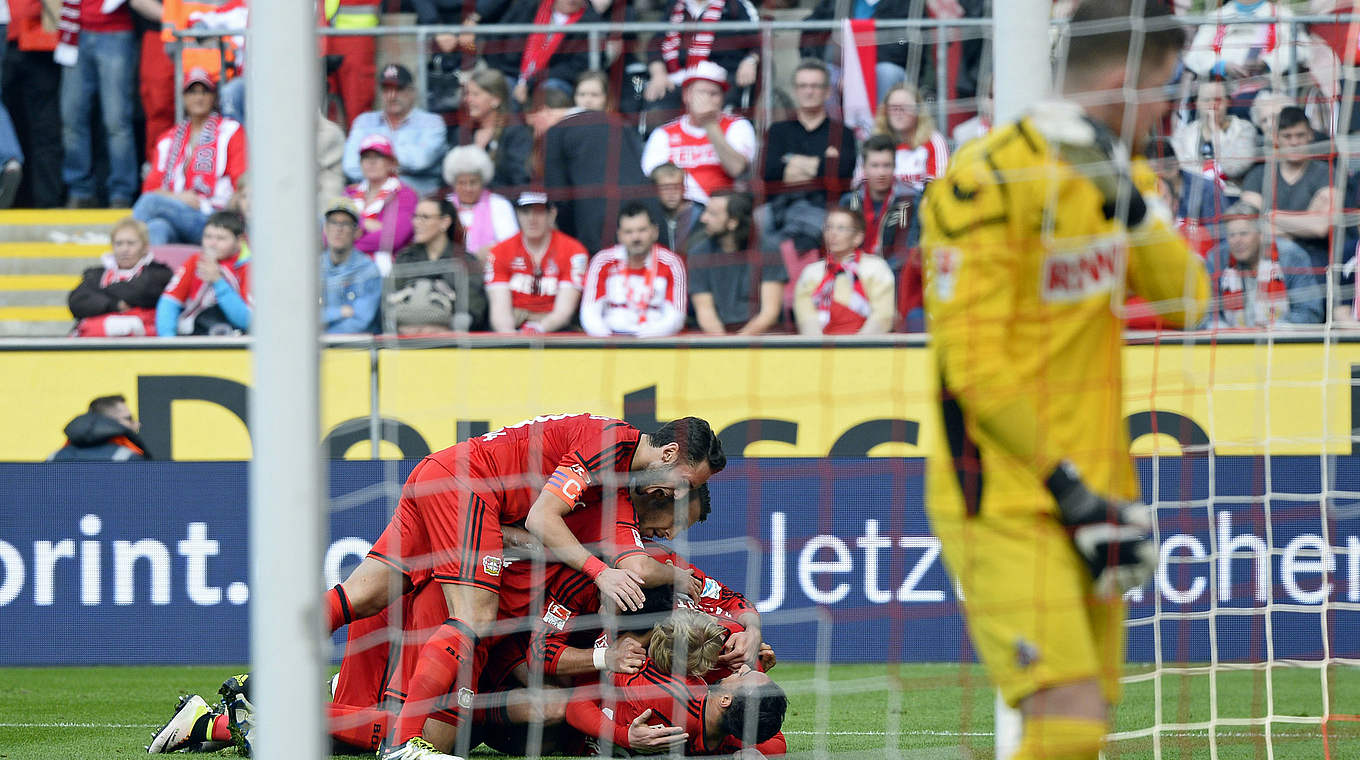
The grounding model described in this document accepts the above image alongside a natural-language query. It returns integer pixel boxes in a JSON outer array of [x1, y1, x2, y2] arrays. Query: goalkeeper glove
[[1045, 461, 1158, 595], [1029, 104, 1149, 229]]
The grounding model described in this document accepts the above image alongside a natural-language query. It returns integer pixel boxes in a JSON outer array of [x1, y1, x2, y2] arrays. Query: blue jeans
[[875, 62, 907, 104], [133, 192, 208, 245], [0, 25, 22, 166], [60, 30, 138, 201], [219, 77, 246, 125]]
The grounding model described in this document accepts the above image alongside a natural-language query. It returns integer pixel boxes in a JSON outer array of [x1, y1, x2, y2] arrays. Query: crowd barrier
[[1, 456, 1357, 665]]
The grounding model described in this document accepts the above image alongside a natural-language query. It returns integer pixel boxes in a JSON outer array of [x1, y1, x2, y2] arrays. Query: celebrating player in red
[[322, 413, 725, 760]]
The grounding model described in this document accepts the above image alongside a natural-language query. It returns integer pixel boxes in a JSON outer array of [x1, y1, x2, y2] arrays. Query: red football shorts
[[367, 458, 507, 592]]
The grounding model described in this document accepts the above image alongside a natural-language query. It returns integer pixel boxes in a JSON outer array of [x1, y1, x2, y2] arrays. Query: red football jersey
[[485, 230, 589, 315], [426, 414, 642, 526]]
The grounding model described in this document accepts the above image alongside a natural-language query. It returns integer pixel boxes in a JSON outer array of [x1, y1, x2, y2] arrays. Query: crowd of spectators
[[23, 0, 1360, 337]]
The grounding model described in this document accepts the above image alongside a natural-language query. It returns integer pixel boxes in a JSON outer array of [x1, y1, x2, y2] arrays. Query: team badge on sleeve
[[543, 602, 573, 630]]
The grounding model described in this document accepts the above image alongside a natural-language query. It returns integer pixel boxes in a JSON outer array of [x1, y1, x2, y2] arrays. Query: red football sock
[[210, 713, 233, 742], [328, 703, 390, 751], [326, 584, 353, 634], [391, 618, 478, 743]]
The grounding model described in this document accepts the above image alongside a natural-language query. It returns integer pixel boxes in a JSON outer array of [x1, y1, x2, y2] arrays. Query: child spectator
[[650, 163, 704, 256], [156, 210, 251, 336], [68, 217, 173, 336]]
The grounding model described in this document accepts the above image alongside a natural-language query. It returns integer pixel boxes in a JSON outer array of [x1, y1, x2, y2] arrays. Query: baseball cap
[[182, 67, 217, 92], [516, 191, 549, 208], [324, 197, 361, 224], [682, 61, 730, 92], [380, 63, 414, 89], [358, 134, 396, 159]]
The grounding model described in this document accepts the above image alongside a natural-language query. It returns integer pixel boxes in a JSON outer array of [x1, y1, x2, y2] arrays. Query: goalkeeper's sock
[[1010, 716, 1106, 760], [390, 618, 479, 743], [328, 703, 389, 751], [325, 584, 354, 634]]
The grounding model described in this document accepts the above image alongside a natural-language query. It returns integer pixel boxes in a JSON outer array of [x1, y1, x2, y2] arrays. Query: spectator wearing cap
[[134, 68, 247, 246], [644, 0, 760, 113], [760, 58, 857, 253], [580, 201, 688, 338], [641, 62, 757, 205], [320, 198, 383, 334], [390, 196, 488, 333], [483, 0, 603, 108], [485, 191, 589, 333], [343, 64, 449, 196], [1170, 80, 1258, 200], [536, 85, 649, 254], [443, 145, 519, 259], [344, 134, 419, 275], [56, 0, 138, 208], [1207, 202, 1325, 327], [450, 69, 533, 190]]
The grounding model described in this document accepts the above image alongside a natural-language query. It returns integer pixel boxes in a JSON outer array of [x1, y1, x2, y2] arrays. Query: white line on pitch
[[0, 722, 158, 728]]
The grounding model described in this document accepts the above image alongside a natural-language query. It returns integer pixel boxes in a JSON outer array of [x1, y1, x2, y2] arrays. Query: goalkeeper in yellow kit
[[920, 1, 1209, 758]]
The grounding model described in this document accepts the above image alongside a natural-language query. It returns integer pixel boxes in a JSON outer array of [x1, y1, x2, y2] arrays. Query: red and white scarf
[[180, 252, 247, 331], [351, 176, 400, 228], [1211, 5, 1277, 57], [162, 113, 224, 196], [1219, 249, 1288, 327], [56, 0, 128, 66], [521, 0, 585, 82], [626, 246, 662, 325], [813, 250, 872, 328], [99, 251, 154, 287], [660, 0, 726, 74]]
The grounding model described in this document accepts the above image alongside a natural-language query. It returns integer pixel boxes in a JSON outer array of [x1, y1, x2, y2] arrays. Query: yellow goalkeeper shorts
[[929, 508, 1127, 708]]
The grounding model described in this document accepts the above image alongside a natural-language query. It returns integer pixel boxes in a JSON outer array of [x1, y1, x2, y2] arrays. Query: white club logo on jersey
[[457, 688, 474, 709], [631, 528, 643, 548], [482, 555, 503, 577], [932, 247, 960, 302], [1040, 243, 1122, 303], [700, 577, 721, 599], [543, 602, 572, 630]]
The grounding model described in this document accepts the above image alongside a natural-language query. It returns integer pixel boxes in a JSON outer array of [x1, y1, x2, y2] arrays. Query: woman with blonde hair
[[69, 217, 174, 336], [450, 69, 533, 189], [873, 83, 949, 197]]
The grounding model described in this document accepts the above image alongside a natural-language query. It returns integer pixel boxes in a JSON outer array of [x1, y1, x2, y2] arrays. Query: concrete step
[[0, 291, 67, 307], [0, 258, 98, 275], [0, 320, 72, 337], [0, 241, 106, 258], [0, 305, 75, 322], [0, 274, 81, 291], [0, 209, 125, 242]]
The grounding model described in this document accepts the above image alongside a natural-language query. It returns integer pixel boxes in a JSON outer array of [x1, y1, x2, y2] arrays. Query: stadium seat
[[780, 239, 820, 311], [152, 244, 200, 272]]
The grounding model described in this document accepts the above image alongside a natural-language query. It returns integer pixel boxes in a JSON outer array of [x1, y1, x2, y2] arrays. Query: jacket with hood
[[48, 413, 150, 462]]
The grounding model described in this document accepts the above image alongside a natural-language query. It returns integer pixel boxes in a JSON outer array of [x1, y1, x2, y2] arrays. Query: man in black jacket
[[537, 88, 649, 254], [49, 395, 151, 461], [68, 218, 173, 336], [480, 0, 604, 108]]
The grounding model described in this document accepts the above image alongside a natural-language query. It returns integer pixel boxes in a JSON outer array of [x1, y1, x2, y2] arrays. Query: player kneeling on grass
[[919, 1, 1209, 759]]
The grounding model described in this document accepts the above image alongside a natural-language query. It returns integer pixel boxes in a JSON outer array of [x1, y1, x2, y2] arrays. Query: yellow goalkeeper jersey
[[920, 116, 1210, 517]]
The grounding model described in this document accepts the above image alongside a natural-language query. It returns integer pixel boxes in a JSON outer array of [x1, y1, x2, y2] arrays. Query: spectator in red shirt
[[155, 210, 251, 336], [57, 0, 138, 208], [874, 83, 948, 198], [580, 201, 688, 337], [344, 134, 418, 275], [641, 62, 756, 205], [134, 68, 247, 245], [485, 191, 589, 333]]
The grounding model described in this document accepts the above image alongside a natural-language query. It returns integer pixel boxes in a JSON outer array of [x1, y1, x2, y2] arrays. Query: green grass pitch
[[2, 663, 1357, 759]]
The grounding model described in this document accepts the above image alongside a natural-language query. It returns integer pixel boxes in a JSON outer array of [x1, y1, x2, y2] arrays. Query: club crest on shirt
[[701, 577, 722, 599], [543, 602, 573, 630], [932, 247, 960, 302], [631, 528, 643, 548], [457, 687, 474, 709], [482, 555, 503, 577]]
